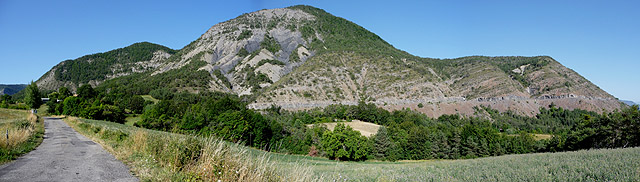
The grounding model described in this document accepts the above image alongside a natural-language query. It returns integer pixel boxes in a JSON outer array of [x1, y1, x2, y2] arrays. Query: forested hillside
[[36, 42, 176, 92]]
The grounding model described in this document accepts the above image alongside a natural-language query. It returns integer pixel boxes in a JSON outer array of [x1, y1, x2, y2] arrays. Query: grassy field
[[66, 117, 640, 181], [0, 107, 44, 164], [267, 147, 640, 181]]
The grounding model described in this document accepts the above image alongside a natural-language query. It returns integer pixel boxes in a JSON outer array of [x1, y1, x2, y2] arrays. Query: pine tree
[[373, 126, 392, 160]]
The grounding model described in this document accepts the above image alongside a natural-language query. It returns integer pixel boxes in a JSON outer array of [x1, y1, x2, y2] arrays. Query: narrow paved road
[[0, 117, 137, 182]]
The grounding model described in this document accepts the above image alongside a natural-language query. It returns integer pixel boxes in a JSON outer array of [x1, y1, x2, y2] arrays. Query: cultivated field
[[268, 147, 640, 181], [68, 117, 640, 181]]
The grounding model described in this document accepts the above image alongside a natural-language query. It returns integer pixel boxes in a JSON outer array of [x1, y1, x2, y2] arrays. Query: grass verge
[[63, 116, 319, 181], [0, 108, 45, 164]]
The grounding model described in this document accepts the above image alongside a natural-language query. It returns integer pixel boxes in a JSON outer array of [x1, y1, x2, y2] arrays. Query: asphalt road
[[0, 117, 138, 182]]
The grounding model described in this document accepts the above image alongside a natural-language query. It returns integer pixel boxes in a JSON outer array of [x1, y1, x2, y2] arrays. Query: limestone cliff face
[[150, 8, 317, 96], [34, 5, 624, 116]]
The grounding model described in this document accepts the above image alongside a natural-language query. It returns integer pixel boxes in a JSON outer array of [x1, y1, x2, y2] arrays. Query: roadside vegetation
[[64, 117, 317, 181], [0, 107, 44, 164]]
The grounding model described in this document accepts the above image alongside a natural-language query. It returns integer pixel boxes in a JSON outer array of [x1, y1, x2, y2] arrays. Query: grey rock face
[[155, 8, 318, 95]]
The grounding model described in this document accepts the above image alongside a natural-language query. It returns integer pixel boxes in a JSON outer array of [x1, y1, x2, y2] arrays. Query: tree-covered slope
[[36, 42, 176, 91]]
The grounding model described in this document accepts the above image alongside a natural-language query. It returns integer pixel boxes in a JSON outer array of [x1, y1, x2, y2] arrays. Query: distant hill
[[0, 84, 27, 95], [621, 100, 638, 106], [36, 42, 176, 92], [35, 5, 623, 117]]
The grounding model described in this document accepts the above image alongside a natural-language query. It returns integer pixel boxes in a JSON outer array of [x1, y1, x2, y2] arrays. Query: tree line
[[23, 83, 640, 162]]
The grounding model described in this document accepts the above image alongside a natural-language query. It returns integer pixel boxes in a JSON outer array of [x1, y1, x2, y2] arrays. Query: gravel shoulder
[[0, 117, 137, 182]]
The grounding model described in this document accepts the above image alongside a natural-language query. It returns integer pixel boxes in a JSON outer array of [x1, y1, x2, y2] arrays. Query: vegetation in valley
[[125, 86, 640, 162], [63, 107, 640, 181]]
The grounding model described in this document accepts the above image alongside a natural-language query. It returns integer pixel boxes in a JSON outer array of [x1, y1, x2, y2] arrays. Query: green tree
[[58, 87, 72, 100], [127, 95, 145, 114], [321, 123, 370, 161], [23, 81, 42, 109], [373, 126, 396, 161], [77, 84, 96, 99]]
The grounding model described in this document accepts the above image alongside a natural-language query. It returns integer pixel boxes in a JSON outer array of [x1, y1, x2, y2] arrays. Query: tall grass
[[65, 117, 319, 181], [0, 108, 44, 164]]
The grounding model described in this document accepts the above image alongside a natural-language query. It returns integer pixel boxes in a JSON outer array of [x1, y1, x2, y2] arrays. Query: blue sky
[[0, 0, 638, 102]]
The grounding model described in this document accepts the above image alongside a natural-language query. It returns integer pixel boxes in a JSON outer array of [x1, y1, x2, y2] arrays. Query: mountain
[[0, 84, 27, 95], [621, 100, 638, 106], [36, 42, 176, 91], [35, 5, 624, 117]]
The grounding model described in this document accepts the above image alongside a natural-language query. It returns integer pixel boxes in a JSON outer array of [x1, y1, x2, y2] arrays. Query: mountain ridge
[[35, 5, 624, 117], [0, 84, 27, 95]]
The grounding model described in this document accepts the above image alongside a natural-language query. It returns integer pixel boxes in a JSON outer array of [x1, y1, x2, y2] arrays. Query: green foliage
[[261, 34, 281, 54], [237, 47, 250, 57], [213, 69, 232, 89], [126, 95, 146, 114], [256, 59, 285, 67], [77, 84, 96, 99], [417, 103, 424, 108], [299, 25, 315, 40], [136, 92, 272, 148], [96, 58, 211, 96], [289, 5, 399, 55], [321, 123, 370, 161], [289, 46, 301, 63], [53, 42, 176, 85], [57, 87, 72, 100], [241, 65, 272, 91], [23, 81, 42, 109], [372, 126, 397, 161], [560, 105, 640, 151], [237, 29, 253, 40], [490, 56, 550, 87], [478, 105, 597, 134]]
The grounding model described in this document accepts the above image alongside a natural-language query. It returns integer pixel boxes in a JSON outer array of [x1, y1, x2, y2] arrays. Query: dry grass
[[307, 120, 381, 137], [0, 109, 37, 149], [64, 116, 321, 181], [0, 108, 43, 164]]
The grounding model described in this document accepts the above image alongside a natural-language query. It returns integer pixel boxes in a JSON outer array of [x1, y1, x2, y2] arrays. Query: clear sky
[[0, 0, 638, 102]]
